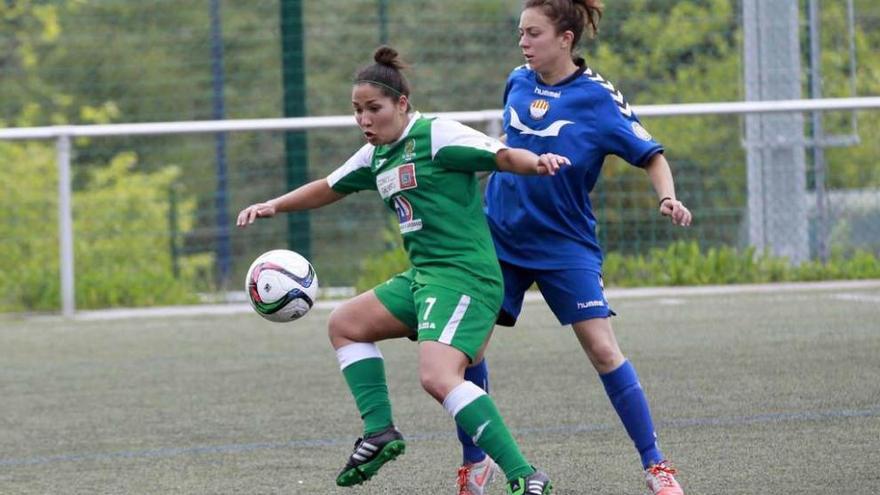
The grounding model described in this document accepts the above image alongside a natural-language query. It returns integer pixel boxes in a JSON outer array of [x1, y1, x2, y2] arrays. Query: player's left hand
[[536, 153, 570, 176], [660, 198, 692, 227]]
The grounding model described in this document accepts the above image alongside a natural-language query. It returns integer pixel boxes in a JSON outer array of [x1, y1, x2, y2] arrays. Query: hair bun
[[373, 45, 405, 70]]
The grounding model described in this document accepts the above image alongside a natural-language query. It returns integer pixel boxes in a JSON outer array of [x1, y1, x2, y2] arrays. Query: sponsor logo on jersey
[[398, 163, 417, 190], [402, 138, 416, 161], [392, 196, 422, 234], [631, 122, 653, 141], [529, 99, 550, 120], [533, 87, 561, 99], [508, 107, 573, 138], [377, 163, 418, 199]]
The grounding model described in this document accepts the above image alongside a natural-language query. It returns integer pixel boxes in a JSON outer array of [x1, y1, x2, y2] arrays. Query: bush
[[356, 235, 880, 292], [355, 219, 409, 292], [0, 142, 212, 312]]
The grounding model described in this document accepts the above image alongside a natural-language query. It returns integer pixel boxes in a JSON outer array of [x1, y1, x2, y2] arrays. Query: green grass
[[1, 285, 878, 494]]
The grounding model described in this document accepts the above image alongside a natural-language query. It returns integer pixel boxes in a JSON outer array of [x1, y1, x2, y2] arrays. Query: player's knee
[[418, 365, 452, 402], [586, 342, 624, 371], [327, 306, 357, 343]]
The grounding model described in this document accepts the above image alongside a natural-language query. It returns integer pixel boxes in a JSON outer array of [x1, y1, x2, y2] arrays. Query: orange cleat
[[456, 456, 498, 495], [645, 460, 684, 495]]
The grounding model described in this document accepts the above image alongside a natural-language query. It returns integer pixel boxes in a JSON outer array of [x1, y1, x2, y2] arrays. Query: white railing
[[3, 96, 880, 317]]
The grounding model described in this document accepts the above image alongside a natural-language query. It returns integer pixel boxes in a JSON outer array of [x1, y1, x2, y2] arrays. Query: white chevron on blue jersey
[[508, 107, 574, 137], [584, 67, 633, 117]]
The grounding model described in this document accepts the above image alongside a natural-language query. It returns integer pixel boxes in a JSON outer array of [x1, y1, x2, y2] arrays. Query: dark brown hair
[[354, 46, 412, 110], [523, 0, 603, 64]]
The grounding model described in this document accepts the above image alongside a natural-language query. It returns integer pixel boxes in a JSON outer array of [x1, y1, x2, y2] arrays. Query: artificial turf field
[[1, 281, 878, 494]]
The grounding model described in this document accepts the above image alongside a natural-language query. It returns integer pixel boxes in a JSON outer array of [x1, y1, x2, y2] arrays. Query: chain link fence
[[2, 0, 880, 311]]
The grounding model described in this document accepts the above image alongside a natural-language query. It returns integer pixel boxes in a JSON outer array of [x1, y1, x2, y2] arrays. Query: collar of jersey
[[386, 112, 422, 147], [533, 62, 586, 88]]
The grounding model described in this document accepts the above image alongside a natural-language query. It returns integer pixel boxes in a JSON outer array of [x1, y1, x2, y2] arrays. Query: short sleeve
[[327, 143, 377, 193], [431, 119, 507, 172], [596, 90, 664, 167]]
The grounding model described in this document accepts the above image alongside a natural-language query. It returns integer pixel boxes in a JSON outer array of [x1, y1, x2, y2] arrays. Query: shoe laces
[[647, 462, 678, 487], [456, 465, 472, 494]]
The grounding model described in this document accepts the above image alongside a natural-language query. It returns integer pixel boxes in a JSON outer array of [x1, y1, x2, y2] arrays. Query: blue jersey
[[484, 64, 663, 271]]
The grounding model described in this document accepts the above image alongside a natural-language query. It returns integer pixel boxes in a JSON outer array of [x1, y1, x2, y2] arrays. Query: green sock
[[455, 395, 534, 481], [341, 357, 393, 436]]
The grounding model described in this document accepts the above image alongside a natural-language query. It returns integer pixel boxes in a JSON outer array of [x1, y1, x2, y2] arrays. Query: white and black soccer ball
[[245, 249, 319, 322]]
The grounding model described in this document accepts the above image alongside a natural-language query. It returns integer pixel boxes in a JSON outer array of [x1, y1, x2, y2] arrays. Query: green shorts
[[373, 269, 499, 362]]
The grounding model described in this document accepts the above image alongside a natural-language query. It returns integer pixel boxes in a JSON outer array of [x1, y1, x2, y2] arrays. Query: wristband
[[658, 196, 673, 207]]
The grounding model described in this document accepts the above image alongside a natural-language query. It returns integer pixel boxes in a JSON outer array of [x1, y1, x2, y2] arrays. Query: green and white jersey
[[327, 113, 507, 308]]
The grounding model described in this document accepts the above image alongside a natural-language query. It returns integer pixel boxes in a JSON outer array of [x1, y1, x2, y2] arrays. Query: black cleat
[[507, 469, 552, 494], [335, 425, 406, 487]]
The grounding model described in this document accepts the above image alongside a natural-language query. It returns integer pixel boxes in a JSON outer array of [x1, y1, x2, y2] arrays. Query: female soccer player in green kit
[[237, 46, 566, 494]]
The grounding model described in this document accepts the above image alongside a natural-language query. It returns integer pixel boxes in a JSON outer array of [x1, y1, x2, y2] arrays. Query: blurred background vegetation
[[2, 0, 879, 311]]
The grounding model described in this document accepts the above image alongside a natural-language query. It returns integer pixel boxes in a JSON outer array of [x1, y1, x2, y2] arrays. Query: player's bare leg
[[573, 317, 684, 494]]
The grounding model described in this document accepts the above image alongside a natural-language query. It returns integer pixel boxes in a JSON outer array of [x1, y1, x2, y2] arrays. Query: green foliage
[[356, 238, 880, 293], [3, 0, 880, 299], [603, 241, 880, 286], [355, 219, 408, 292], [0, 141, 212, 312]]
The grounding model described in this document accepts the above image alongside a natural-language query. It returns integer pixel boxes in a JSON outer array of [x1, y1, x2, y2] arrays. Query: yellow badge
[[403, 138, 416, 160], [529, 99, 550, 120]]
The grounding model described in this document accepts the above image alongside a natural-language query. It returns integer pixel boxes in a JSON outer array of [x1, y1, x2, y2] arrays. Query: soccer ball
[[245, 249, 319, 322]]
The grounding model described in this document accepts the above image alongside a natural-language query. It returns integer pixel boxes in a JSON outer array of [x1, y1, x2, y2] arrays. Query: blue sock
[[457, 359, 489, 464], [600, 360, 664, 468]]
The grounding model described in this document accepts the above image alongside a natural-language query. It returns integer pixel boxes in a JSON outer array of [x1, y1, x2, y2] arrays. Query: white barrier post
[[57, 134, 75, 318]]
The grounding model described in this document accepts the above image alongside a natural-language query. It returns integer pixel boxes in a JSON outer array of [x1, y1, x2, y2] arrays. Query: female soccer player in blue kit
[[454, 2, 693, 495]]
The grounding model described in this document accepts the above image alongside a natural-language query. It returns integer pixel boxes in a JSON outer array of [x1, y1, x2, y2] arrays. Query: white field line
[[832, 292, 880, 304], [54, 279, 880, 322]]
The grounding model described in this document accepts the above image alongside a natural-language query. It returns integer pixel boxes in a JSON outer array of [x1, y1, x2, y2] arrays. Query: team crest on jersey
[[392, 196, 422, 234], [631, 122, 653, 141], [529, 99, 550, 120], [402, 138, 416, 161]]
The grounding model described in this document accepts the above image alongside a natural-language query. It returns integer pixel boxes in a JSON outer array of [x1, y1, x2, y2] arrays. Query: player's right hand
[[236, 202, 277, 227], [536, 153, 570, 176]]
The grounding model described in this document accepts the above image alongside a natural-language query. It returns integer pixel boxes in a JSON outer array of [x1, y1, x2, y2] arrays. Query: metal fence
[[3, 0, 880, 314], [3, 98, 880, 316]]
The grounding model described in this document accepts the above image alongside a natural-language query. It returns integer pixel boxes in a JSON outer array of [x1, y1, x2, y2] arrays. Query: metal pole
[[169, 184, 181, 278], [210, 0, 232, 286], [846, 0, 859, 135], [742, 0, 809, 264], [280, 0, 311, 259], [809, 0, 830, 263], [378, 0, 389, 44], [57, 135, 75, 317]]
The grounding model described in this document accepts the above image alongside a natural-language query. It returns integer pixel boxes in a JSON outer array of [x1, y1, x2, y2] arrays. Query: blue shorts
[[497, 261, 615, 327]]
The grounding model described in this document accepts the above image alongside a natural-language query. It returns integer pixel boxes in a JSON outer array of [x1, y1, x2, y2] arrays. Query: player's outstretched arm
[[496, 148, 570, 176], [644, 153, 692, 227], [236, 178, 346, 227]]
